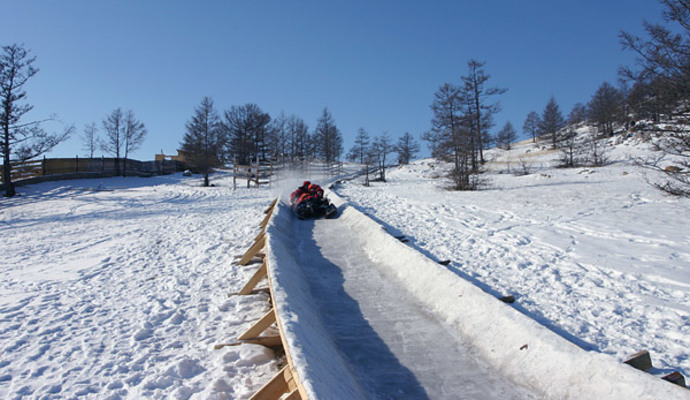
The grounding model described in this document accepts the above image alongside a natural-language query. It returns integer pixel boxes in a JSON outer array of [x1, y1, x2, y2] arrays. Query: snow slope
[[1, 133, 688, 399], [265, 191, 686, 399], [0, 172, 279, 399], [335, 137, 690, 383]]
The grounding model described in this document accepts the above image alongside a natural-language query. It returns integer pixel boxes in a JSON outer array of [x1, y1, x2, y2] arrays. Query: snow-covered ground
[[1, 133, 689, 399], [0, 172, 279, 399], [335, 136, 690, 381]]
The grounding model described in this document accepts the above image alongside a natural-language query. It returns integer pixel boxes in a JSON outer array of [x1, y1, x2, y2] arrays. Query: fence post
[[256, 159, 261, 186], [76, 155, 79, 172], [42, 156, 46, 176], [233, 157, 237, 190]]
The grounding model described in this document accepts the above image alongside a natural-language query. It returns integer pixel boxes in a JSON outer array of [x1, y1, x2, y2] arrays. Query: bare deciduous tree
[[101, 108, 146, 176], [461, 59, 507, 168], [82, 122, 98, 158], [370, 132, 394, 182]]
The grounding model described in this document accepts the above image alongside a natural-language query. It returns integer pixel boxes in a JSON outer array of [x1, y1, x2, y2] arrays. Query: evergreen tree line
[[426, 0, 690, 195], [180, 99, 349, 186], [344, 129, 421, 182], [519, 0, 690, 193]]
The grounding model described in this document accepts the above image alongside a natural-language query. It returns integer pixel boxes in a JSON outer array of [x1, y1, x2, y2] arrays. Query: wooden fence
[[1, 156, 185, 184], [233, 160, 273, 189]]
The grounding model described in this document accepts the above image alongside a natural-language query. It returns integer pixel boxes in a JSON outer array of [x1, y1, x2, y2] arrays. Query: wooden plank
[[284, 388, 302, 400], [250, 366, 292, 400], [238, 309, 276, 340], [264, 198, 278, 214], [237, 261, 268, 295], [238, 236, 266, 266], [213, 342, 242, 349], [261, 260, 311, 400], [624, 350, 653, 371], [662, 371, 686, 387], [239, 336, 283, 348], [260, 203, 276, 228], [253, 230, 266, 245], [228, 286, 270, 297]]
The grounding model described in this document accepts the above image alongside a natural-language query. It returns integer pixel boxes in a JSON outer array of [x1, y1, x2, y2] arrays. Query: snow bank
[[327, 191, 687, 399], [264, 203, 368, 399]]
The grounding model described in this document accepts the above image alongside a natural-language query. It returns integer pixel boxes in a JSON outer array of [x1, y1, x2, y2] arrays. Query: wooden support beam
[[253, 230, 266, 245], [250, 366, 297, 400], [264, 198, 278, 214], [235, 261, 268, 296], [239, 336, 283, 348], [228, 286, 270, 297], [662, 371, 686, 387], [499, 295, 516, 303], [213, 336, 284, 349], [624, 350, 653, 371], [284, 388, 302, 400], [239, 236, 266, 266], [238, 309, 277, 340], [260, 200, 277, 228]]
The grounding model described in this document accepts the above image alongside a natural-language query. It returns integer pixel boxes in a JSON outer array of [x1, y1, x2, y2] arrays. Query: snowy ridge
[[265, 189, 687, 399], [265, 202, 367, 399]]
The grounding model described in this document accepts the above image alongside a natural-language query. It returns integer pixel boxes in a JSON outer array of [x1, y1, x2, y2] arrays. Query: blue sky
[[3, 1, 666, 160]]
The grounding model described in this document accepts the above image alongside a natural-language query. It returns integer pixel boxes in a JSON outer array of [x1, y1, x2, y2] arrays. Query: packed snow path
[[291, 212, 535, 399]]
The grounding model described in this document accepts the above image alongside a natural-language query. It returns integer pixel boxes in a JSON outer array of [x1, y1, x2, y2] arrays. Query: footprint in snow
[[133, 328, 153, 341]]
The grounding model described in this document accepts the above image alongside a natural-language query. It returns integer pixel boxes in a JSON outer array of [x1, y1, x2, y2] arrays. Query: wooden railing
[[1, 156, 183, 184], [219, 199, 309, 399], [233, 160, 273, 189]]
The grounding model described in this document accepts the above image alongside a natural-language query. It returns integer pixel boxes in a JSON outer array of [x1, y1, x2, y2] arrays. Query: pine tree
[[522, 111, 540, 143], [396, 132, 420, 165], [181, 97, 223, 186], [424, 82, 474, 190], [538, 96, 566, 149], [587, 82, 623, 137], [313, 108, 343, 163], [1, 44, 71, 196], [223, 103, 271, 165], [496, 121, 517, 150]]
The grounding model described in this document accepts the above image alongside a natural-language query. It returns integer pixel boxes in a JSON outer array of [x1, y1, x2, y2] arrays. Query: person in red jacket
[[290, 181, 311, 206], [290, 181, 337, 219], [307, 183, 324, 199]]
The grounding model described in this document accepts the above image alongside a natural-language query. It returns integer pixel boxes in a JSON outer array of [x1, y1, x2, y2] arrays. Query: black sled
[[294, 198, 337, 220]]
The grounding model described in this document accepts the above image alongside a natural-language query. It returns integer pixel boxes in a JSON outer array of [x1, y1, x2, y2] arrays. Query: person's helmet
[[302, 181, 310, 189], [308, 183, 317, 190]]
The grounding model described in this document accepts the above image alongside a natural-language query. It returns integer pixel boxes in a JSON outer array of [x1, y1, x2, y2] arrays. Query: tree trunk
[[3, 127, 14, 197]]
